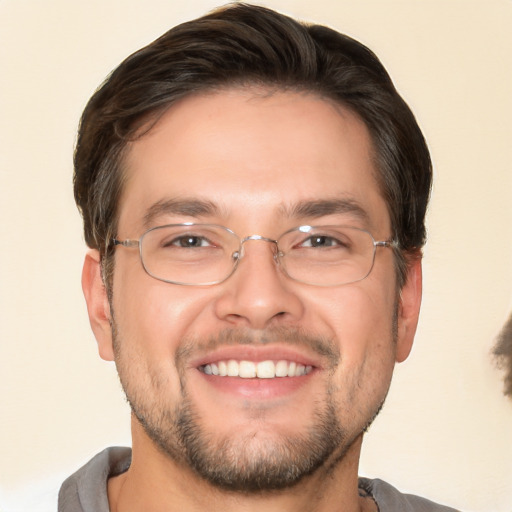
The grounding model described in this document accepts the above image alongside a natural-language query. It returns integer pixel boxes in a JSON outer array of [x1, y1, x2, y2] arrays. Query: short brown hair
[[494, 313, 512, 398], [74, 3, 432, 288]]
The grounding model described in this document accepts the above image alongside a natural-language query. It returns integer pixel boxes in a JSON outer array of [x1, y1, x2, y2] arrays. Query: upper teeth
[[201, 360, 313, 379]]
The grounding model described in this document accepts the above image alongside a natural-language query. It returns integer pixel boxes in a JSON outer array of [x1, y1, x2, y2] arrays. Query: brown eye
[[299, 235, 346, 248], [170, 236, 210, 248]]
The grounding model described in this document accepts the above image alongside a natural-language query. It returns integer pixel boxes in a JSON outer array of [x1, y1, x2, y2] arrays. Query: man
[[59, 3, 459, 511]]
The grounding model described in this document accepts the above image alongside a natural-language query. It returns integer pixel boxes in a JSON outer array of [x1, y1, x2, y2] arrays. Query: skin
[[82, 88, 422, 512]]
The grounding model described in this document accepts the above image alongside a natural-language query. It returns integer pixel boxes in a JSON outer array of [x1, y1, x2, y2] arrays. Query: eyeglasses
[[112, 223, 395, 287]]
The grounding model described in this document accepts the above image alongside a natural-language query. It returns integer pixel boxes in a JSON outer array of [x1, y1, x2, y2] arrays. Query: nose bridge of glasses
[[238, 235, 279, 260]]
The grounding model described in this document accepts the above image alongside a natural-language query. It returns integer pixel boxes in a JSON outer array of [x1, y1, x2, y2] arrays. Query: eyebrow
[[143, 196, 370, 228], [143, 198, 221, 228], [281, 198, 371, 224]]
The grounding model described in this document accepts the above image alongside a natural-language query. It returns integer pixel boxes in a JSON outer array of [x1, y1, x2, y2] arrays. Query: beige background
[[1, 1, 511, 511]]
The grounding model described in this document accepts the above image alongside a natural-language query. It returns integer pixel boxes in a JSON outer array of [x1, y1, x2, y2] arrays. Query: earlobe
[[82, 249, 115, 361], [395, 257, 423, 363]]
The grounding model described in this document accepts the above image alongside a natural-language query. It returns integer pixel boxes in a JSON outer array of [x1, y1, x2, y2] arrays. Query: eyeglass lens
[[138, 224, 378, 286]]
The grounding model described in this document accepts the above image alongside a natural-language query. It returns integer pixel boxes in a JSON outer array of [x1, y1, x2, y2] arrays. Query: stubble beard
[[138, 388, 346, 492], [112, 324, 390, 493]]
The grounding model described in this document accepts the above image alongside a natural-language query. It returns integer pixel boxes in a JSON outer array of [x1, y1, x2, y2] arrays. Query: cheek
[[112, 268, 218, 359], [307, 282, 398, 384], [110, 278, 219, 405], [310, 279, 396, 341]]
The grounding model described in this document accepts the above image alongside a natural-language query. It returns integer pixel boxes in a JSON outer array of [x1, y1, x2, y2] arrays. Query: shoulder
[[358, 477, 461, 512], [58, 447, 132, 512]]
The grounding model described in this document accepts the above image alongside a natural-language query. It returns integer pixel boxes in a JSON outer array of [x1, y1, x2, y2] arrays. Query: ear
[[82, 249, 114, 361], [395, 256, 422, 363]]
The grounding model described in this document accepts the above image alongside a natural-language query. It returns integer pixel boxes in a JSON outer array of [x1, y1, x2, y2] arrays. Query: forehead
[[118, 88, 389, 234]]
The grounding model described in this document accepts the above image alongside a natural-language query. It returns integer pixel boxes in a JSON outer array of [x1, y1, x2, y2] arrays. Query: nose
[[213, 236, 305, 329]]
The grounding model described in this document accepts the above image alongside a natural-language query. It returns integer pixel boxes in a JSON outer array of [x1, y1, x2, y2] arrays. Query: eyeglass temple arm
[[112, 238, 140, 248], [375, 240, 399, 249]]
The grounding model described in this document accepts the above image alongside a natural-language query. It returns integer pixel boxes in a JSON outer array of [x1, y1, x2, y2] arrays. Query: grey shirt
[[58, 447, 461, 512]]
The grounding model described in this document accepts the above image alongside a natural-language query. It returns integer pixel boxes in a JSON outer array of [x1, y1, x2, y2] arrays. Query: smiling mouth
[[200, 360, 314, 379]]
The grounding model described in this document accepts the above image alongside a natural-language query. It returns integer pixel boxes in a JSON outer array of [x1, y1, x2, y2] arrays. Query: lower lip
[[197, 371, 315, 400]]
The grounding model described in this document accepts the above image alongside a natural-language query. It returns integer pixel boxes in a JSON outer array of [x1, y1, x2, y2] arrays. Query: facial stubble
[[112, 321, 393, 493]]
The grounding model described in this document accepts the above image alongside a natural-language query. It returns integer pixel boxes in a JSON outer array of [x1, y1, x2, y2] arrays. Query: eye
[[299, 235, 346, 248], [165, 235, 213, 248]]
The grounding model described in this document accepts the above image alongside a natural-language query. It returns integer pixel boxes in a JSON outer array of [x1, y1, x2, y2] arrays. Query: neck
[[108, 421, 374, 512]]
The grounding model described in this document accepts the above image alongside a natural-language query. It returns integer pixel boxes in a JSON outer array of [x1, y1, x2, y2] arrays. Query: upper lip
[[189, 345, 323, 370]]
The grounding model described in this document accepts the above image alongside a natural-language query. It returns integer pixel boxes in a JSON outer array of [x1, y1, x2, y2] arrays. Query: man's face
[[85, 88, 420, 491]]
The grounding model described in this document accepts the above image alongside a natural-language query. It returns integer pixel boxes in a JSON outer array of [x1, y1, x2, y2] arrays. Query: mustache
[[175, 326, 340, 370]]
